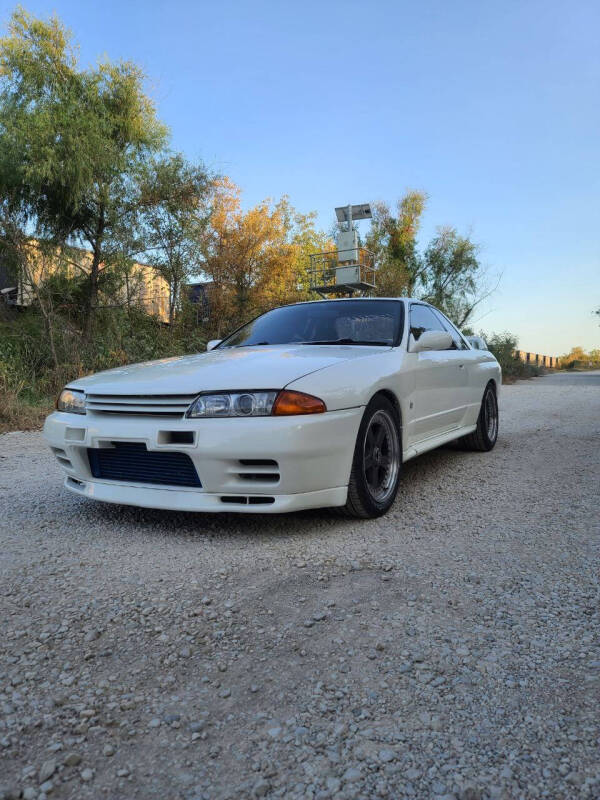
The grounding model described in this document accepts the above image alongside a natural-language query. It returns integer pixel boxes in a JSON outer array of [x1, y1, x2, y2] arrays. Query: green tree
[[139, 154, 213, 325], [0, 7, 168, 336], [367, 192, 491, 327], [366, 191, 426, 297], [419, 226, 486, 327]]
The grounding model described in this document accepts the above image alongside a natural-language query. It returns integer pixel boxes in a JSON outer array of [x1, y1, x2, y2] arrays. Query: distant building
[[0, 242, 170, 323], [187, 281, 212, 323]]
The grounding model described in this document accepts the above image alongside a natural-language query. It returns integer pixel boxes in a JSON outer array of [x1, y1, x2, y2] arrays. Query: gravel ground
[[1, 373, 599, 800]]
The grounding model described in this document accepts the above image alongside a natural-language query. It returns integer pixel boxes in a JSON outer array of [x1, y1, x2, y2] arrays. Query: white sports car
[[44, 298, 501, 518]]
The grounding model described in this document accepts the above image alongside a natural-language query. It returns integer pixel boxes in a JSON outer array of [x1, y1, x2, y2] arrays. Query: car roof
[[283, 297, 415, 306]]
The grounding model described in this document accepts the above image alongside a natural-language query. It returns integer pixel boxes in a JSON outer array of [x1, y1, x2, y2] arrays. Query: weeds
[[0, 305, 206, 430]]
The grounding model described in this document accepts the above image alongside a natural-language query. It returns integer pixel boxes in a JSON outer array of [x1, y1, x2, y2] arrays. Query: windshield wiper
[[300, 338, 390, 346]]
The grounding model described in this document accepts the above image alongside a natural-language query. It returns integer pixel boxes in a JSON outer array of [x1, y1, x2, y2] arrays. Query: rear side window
[[431, 309, 470, 350], [409, 304, 445, 341]]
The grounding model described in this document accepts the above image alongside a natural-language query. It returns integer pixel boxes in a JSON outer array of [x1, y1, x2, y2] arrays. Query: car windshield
[[218, 300, 403, 348]]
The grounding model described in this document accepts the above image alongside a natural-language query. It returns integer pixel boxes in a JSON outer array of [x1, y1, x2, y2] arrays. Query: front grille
[[85, 393, 197, 416], [88, 442, 201, 487]]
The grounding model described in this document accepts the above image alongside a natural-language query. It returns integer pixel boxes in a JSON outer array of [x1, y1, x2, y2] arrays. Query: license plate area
[[87, 441, 201, 488]]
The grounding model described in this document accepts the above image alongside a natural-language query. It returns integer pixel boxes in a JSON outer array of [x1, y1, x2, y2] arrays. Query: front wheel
[[342, 395, 402, 518], [460, 382, 499, 451]]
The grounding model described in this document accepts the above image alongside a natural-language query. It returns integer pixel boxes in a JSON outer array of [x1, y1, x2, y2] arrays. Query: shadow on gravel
[[66, 442, 477, 542]]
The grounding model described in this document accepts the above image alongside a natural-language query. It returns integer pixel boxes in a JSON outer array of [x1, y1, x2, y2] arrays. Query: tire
[[341, 394, 402, 519], [460, 382, 499, 451]]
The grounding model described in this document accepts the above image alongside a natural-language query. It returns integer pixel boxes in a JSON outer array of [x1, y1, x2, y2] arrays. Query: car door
[[404, 303, 469, 445], [431, 308, 484, 425]]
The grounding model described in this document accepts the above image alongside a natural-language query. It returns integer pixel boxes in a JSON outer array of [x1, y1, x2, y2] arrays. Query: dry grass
[[0, 389, 52, 433]]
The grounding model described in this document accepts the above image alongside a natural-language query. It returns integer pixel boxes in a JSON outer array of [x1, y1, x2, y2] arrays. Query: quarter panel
[[464, 352, 502, 424]]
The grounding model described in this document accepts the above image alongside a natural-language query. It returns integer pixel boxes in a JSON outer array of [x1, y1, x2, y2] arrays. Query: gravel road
[[1, 373, 599, 800]]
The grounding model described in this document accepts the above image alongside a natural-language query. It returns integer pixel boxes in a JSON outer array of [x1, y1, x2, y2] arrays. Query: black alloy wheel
[[460, 382, 499, 451], [342, 394, 402, 518]]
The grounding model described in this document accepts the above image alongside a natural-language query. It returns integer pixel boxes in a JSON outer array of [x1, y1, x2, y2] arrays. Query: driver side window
[[409, 304, 445, 341]]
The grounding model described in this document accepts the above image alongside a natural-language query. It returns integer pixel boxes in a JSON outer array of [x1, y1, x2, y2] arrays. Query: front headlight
[[56, 388, 86, 415], [185, 390, 326, 418], [186, 391, 278, 418]]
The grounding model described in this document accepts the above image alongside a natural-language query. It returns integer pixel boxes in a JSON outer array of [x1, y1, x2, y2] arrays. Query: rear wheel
[[342, 395, 401, 518], [460, 382, 498, 451]]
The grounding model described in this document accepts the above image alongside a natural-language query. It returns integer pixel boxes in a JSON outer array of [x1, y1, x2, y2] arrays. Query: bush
[[483, 331, 544, 381], [0, 304, 208, 430]]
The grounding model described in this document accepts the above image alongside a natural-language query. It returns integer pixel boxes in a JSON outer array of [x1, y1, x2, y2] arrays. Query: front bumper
[[43, 408, 363, 513]]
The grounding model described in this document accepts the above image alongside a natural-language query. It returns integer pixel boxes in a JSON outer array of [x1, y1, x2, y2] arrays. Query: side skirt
[[402, 424, 477, 462]]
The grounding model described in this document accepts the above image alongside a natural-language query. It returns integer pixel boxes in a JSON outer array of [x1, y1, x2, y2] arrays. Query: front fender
[[285, 349, 408, 412]]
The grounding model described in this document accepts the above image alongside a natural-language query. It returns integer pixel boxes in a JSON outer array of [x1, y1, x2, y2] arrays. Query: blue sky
[[3, 0, 599, 353]]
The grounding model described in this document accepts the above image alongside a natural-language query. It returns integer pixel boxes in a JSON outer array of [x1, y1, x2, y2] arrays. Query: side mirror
[[206, 339, 222, 352], [411, 330, 454, 353]]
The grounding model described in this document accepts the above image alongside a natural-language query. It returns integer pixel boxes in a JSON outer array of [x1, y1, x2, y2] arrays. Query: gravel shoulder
[[1, 375, 599, 800]]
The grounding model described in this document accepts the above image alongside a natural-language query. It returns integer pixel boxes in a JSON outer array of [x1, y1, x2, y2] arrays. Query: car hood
[[68, 344, 390, 395]]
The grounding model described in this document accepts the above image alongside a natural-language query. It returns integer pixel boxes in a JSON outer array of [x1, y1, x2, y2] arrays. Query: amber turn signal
[[272, 390, 326, 416]]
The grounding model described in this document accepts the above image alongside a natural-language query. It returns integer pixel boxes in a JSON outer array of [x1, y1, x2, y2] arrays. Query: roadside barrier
[[514, 350, 560, 368]]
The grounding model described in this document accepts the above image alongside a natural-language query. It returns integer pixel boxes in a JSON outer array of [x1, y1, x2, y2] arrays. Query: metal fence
[[308, 248, 376, 294]]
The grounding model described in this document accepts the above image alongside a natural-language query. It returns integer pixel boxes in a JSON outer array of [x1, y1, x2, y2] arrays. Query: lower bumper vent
[[220, 495, 275, 505], [88, 442, 201, 488], [237, 459, 280, 483], [52, 447, 73, 469]]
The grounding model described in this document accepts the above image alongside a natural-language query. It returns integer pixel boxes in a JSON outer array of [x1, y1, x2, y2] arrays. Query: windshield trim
[[216, 300, 405, 350]]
